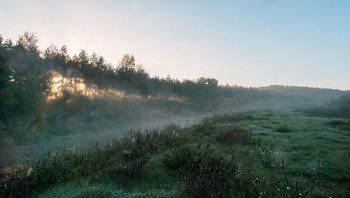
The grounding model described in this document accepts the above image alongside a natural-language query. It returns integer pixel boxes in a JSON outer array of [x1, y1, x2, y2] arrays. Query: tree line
[[0, 32, 223, 106]]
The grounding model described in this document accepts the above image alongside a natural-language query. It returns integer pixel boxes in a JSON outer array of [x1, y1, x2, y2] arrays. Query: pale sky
[[1, 0, 349, 90]]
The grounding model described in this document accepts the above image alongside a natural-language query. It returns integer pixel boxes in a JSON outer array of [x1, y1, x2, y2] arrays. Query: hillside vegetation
[[1, 110, 349, 197]]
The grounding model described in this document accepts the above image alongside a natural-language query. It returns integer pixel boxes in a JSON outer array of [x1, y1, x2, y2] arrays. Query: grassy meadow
[[1, 110, 349, 198]]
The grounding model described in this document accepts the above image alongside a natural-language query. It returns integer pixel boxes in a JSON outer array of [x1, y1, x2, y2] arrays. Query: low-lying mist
[[0, 89, 345, 166], [0, 111, 203, 165]]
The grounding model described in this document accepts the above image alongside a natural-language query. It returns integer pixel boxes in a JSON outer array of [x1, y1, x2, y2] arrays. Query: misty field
[[1, 110, 349, 198]]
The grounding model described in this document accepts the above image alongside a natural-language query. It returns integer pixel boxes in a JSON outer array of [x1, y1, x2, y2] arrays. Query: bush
[[275, 125, 292, 133], [162, 143, 236, 198], [186, 112, 254, 138], [215, 125, 249, 144], [108, 131, 152, 177], [107, 127, 183, 177], [0, 164, 31, 197], [327, 120, 350, 131]]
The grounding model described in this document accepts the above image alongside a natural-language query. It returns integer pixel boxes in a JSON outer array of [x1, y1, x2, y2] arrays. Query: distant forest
[[0, 32, 349, 147]]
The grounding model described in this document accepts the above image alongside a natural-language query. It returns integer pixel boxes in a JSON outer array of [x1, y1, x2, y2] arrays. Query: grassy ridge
[[1, 110, 349, 197]]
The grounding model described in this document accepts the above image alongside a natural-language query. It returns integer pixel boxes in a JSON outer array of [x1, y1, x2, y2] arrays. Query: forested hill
[[260, 85, 346, 99], [0, 32, 348, 148], [259, 85, 347, 106]]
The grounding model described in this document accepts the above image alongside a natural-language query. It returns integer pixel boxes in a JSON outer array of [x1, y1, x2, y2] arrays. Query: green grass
[[32, 179, 180, 198], [1, 110, 350, 197]]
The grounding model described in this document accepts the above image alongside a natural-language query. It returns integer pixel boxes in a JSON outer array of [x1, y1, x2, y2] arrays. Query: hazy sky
[[1, 0, 349, 90]]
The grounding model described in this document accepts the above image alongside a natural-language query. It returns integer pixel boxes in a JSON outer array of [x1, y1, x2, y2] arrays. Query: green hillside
[[1, 110, 349, 198]]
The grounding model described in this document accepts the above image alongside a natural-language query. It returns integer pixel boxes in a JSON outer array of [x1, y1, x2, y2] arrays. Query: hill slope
[[1, 110, 349, 198]]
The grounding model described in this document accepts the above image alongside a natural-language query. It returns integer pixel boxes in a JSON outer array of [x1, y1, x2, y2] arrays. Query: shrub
[[114, 131, 153, 177], [186, 112, 254, 138], [0, 164, 31, 197], [107, 127, 182, 177], [162, 143, 236, 198], [215, 125, 249, 144], [327, 120, 350, 131], [275, 125, 292, 133], [25, 146, 87, 190]]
